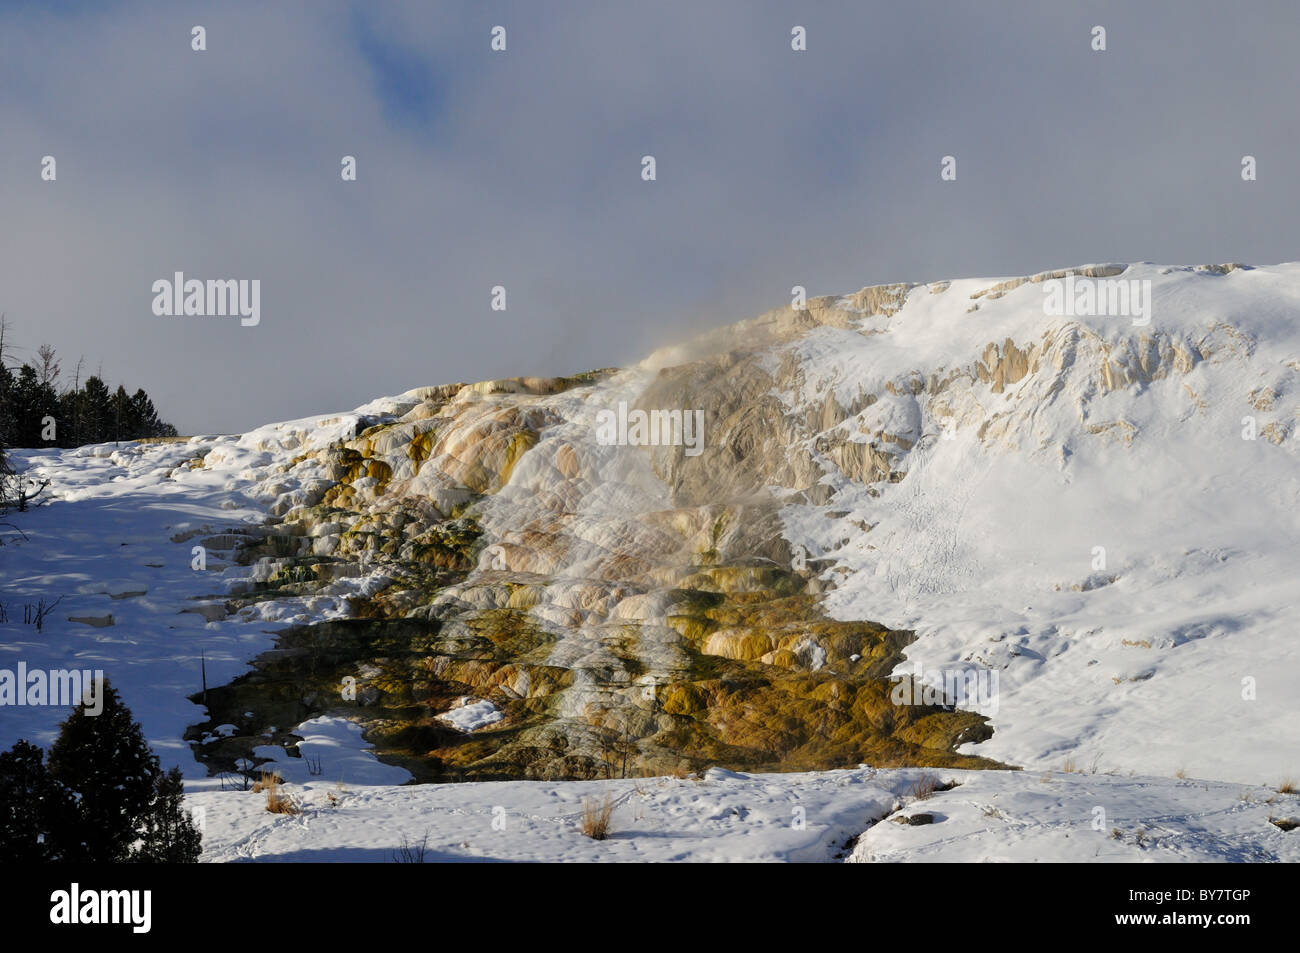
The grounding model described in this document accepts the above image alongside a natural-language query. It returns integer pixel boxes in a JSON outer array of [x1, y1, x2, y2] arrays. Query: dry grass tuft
[[266, 790, 299, 814], [581, 794, 616, 840], [910, 775, 939, 800], [251, 769, 283, 793], [1278, 778, 1297, 795], [909, 775, 959, 800], [327, 779, 347, 809], [256, 771, 300, 814]]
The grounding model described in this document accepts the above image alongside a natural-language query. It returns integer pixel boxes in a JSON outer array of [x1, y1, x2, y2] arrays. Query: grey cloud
[[1, 0, 1297, 432]]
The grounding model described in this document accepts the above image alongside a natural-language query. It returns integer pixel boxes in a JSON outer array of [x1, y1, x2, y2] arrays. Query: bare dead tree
[[34, 343, 60, 388]]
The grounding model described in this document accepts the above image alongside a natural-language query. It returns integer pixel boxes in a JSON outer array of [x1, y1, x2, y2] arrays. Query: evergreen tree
[[0, 689, 203, 863], [0, 740, 79, 862], [9, 365, 39, 446], [47, 681, 159, 862], [133, 766, 202, 863], [64, 356, 86, 446], [57, 386, 79, 448], [112, 384, 132, 443], [0, 362, 14, 450], [129, 389, 163, 438], [78, 375, 112, 445], [8, 365, 60, 447]]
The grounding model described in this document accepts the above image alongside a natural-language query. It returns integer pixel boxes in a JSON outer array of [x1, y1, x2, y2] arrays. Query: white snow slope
[[777, 263, 1299, 786], [188, 765, 1299, 863], [2, 261, 1297, 862]]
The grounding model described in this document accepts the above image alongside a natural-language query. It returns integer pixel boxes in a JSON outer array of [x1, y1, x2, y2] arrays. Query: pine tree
[[133, 766, 202, 863], [129, 389, 162, 438], [112, 384, 132, 443], [47, 681, 159, 862], [79, 375, 112, 445], [14, 365, 60, 447], [1, 690, 202, 863], [0, 740, 79, 862], [0, 316, 13, 465], [10, 365, 40, 446], [0, 362, 14, 450]]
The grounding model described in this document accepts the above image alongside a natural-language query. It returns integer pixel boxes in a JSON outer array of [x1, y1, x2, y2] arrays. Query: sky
[[1, 0, 1297, 433]]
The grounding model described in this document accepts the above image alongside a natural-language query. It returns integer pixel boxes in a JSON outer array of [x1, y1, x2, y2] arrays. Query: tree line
[[0, 318, 178, 450]]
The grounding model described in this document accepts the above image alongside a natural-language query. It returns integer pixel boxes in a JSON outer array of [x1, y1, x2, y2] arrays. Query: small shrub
[[392, 832, 429, 862], [327, 780, 346, 809], [910, 775, 958, 800], [265, 790, 299, 814], [581, 794, 615, 840], [21, 596, 64, 632], [911, 775, 939, 800]]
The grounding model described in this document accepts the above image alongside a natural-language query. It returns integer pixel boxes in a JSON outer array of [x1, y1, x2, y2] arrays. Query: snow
[[779, 263, 1300, 787], [246, 716, 411, 787], [189, 766, 1300, 863], [0, 425, 392, 770], [3, 261, 1297, 861], [437, 698, 505, 733], [1, 438, 278, 768]]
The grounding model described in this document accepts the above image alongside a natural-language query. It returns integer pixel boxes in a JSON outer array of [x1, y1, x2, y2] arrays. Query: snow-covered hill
[[774, 263, 1300, 784], [2, 261, 1297, 861]]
